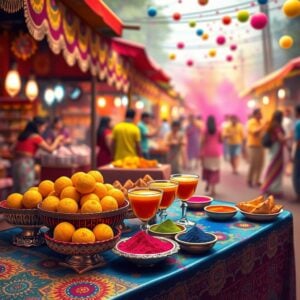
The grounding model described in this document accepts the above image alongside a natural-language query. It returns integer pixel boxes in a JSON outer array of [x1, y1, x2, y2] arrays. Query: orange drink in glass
[[170, 174, 199, 226], [128, 188, 162, 231], [148, 180, 178, 222]]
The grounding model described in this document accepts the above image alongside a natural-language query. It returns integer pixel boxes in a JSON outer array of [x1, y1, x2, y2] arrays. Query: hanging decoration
[[230, 44, 237, 51], [226, 55, 233, 62], [257, 0, 268, 4], [189, 20, 197, 27], [0, 0, 23, 13], [186, 59, 194, 67], [4, 64, 21, 97], [208, 49, 217, 57], [222, 16, 232, 25], [25, 76, 39, 101], [147, 7, 157, 17], [169, 53, 176, 60], [177, 42, 185, 49], [216, 35, 226, 45], [202, 33, 209, 40], [282, 0, 300, 18], [173, 12, 181, 21], [11, 33, 38, 61], [23, 0, 129, 92], [198, 0, 209, 5], [279, 35, 294, 49], [250, 12, 268, 30], [196, 29, 204, 36], [237, 10, 250, 22]]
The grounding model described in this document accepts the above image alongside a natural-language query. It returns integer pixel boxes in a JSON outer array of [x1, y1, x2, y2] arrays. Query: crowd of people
[[96, 105, 300, 201], [8, 105, 300, 202]]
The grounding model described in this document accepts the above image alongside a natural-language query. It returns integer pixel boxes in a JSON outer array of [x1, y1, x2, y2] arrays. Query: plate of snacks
[[236, 195, 283, 221], [204, 205, 238, 221], [148, 219, 186, 239], [113, 231, 179, 266], [174, 226, 217, 254]]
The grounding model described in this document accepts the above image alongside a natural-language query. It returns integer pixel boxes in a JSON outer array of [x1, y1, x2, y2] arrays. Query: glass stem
[[181, 201, 188, 221], [159, 209, 168, 222], [140, 221, 150, 231]]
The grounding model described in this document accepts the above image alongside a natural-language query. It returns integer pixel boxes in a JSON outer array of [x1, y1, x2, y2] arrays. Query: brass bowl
[[0, 200, 42, 227], [44, 228, 121, 256], [38, 200, 129, 230], [148, 223, 186, 240], [174, 232, 218, 254]]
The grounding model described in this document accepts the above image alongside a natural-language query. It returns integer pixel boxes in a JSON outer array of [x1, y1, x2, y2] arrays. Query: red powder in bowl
[[188, 196, 212, 203], [118, 231, 173, 254]]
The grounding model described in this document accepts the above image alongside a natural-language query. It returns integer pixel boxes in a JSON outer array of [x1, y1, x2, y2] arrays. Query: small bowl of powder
[[175, 226, 217, 254], [148, 219, 186, 239], [187, 196, 213, 210]]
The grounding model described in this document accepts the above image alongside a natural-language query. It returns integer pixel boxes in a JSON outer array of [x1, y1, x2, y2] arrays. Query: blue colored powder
[[179, 226, 214, 243]]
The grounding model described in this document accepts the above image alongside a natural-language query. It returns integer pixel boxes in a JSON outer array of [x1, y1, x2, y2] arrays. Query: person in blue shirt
[[137, 112, 157, 159], [293, 104, 300, 201]]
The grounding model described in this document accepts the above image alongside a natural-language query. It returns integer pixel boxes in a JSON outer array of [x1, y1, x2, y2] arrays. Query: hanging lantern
[[226, 55, 233, 62], [147, 7, 157, 17], [5, 64, 21, 97], [202, 33, 209, 40], [198, 0, 209, 5], [186, 59, 194, 67], [169, 53, 176, 60], [282, 0, 300, 18], [25, 76, 39, 101], [237, 10, 250, 22], [44, 87, 55, 106], [279, 35, 294, 49], [196, 29, 204, 36], [230, 44, 237, 51], [189, 20, 197, 27], [177, 42, 185, 49], [216, 35, 226, 45], [208, 49, 217, 57]]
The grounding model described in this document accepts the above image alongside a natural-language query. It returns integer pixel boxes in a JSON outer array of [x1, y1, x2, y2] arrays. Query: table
[[0, 200, 295, 300], [98, 164, 171, 184], [40, 165, 91, 181]]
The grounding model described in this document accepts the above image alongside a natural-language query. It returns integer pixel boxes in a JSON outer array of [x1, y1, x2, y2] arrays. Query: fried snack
[[247, 195, 264, 206], [135, 178, 147, 187], [143, 174, 154, 183], [113, 180, 122, 189], [267, 195, 275, 211], [250, 201, 269, 214], [120, 187, 128, 198], [271, 204, 283, 213], [237, 202, 257, 212], [124, 179, 134, 190]]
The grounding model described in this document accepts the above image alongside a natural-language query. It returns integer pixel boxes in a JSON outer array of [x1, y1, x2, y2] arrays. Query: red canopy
[[111, 38, 170, 83]]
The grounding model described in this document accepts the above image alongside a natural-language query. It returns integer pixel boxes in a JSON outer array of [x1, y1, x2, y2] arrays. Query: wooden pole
[[91, 76, 97, 169]]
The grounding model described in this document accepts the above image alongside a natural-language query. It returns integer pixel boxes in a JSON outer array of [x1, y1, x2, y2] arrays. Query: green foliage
[[104, 0, 171, 65]]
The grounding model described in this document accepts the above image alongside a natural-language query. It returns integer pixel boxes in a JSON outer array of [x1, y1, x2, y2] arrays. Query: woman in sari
[[261, 111, 286, 197]]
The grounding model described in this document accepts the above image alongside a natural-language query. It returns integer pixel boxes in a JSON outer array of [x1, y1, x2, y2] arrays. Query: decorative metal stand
[[60, 254, 106, 274], [12, 226, 44, 247]]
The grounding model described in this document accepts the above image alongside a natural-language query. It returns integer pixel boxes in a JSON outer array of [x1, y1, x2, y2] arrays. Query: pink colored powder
[[188, 196, 212, 203], [118, 231, 173, 254]]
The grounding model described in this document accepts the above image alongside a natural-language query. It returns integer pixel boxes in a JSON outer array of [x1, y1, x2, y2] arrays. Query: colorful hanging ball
[[279, 35, 294, 49], [226, 55, 233, 62], [196, 29, 204, 36], [230, 44, 237, 51], [186, 59, 194, 67], [282, 0, 300, 18], [216, 35, 226, 45], [222, 16, 232, 25], [189, 20, 197, 27], [250, 12, 268, 30], [177, 42, 185, 49], [237, 10, 250, 22], [257, 0, 268, 4], [169, 53, 176, 60], [208, 49, 217, 57], [147, 7, 157, 17], [173, 12, 181, 21], [202, 33, 209, 40], [198, 0, 209, 5]]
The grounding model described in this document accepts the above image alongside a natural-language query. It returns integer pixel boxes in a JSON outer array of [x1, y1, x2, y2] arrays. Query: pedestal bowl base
[[13, 228, 44, 247]]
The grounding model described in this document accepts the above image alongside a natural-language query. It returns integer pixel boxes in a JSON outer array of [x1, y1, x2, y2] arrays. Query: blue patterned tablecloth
[[0, 200, 296, 300]]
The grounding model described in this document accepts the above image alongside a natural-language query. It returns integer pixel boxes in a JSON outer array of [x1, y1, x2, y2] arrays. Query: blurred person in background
[[43, 116, 71, 144], [165, 120, 186, 174], [112, 108, 141, 160], [138, 112, 158, 159], [12, 117, 63, 193], [293, 105, 300, 201], [221, 114, 231, 161], [261, 111, 287, 197], [223, 115, 245, 174], [159, 118, 170, 139], [96, 116, 112, 167], [282, 107, 294, 176], [200, 115, 222, 197], [185, 114, 201, 170], [246, 108, 266, 188]]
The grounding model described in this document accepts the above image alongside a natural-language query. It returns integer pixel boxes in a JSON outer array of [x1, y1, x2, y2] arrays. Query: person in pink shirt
[[200, 115, 222, 196]]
